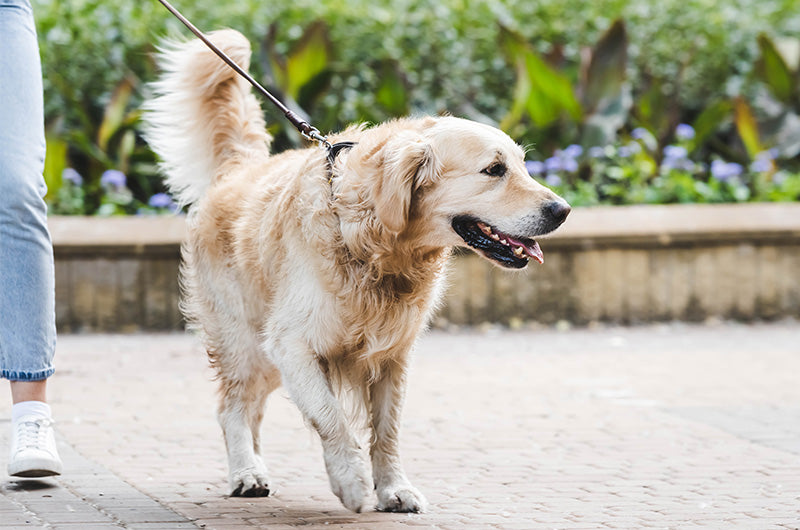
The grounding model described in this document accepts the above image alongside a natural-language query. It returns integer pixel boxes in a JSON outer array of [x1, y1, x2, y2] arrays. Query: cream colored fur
[[143, 29, 568, 513]]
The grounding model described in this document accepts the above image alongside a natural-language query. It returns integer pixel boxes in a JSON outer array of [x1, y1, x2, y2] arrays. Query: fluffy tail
[[143, 29, 271, 206]]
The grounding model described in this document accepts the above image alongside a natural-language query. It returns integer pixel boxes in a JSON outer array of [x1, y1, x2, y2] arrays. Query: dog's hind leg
[[370, 359, 427, 512], [215, 335, 281, 498], [264, 332, 373, 513]]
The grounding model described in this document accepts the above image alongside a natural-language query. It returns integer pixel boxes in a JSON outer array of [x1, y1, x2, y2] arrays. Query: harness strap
[[326, 141, 357, 169]]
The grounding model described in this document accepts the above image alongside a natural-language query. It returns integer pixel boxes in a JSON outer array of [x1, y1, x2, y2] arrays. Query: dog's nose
[[545, 200, 571, 226]]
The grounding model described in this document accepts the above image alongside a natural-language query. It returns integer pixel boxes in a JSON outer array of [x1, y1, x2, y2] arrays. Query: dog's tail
[[143, 29, 271, 206]]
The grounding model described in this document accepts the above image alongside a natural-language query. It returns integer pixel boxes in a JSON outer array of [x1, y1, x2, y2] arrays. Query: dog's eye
[[482, 162, 507, 177]]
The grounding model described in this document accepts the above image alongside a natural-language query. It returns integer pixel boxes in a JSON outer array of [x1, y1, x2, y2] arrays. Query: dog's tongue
[[507, 236, 544, 264]]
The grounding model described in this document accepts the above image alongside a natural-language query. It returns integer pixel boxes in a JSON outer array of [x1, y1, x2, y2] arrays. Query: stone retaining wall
[[49, 203, 800, 331]]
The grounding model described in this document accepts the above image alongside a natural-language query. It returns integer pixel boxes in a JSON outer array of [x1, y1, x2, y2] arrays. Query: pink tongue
[[506, 236, 544, 264]]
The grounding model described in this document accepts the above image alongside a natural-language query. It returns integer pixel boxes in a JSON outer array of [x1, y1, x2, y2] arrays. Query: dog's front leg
[[370, 361, 427, 512], [267, 336, 372, 512]]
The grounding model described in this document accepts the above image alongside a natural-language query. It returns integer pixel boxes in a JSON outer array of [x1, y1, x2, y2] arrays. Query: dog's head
[[340, 117, 570, 269]]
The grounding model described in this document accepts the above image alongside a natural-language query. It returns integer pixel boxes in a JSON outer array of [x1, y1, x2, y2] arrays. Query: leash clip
[[302, 127, 332, 151]]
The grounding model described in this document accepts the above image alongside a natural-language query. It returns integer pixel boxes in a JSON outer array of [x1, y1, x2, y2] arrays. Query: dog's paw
[[329, 471, 372, 512], [376, 484, 427, 513], [325, 452, 372, 512], [229, 467, 271, 497]]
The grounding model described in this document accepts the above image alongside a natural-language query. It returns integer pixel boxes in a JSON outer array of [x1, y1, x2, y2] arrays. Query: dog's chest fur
[[301, 242, 449, 370]]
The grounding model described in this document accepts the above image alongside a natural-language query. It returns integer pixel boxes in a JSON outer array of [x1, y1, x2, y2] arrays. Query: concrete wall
[[49, 203, 800, 331], [51, 216, 184, 332]]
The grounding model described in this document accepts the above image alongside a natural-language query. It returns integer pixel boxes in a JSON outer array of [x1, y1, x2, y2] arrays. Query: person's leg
[[0, 0, 61, 477], [10, 380, 48, 404]]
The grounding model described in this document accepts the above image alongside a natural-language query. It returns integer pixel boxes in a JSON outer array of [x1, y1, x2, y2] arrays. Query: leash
[[156, 0, 336, 150]]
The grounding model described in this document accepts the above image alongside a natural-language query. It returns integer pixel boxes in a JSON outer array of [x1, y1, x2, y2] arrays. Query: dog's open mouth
[[451, 216, 543, 269]]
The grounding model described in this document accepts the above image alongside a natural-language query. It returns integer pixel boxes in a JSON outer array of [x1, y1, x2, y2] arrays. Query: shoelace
[[15, 418, 53, 450]]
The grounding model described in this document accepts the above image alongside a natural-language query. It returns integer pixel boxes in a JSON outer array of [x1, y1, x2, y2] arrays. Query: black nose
[[545, 200, 571, 226]]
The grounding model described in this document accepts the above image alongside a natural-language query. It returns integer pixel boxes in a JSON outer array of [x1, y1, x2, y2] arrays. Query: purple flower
[[148, 192, 175, 210], [563, 144, 583, 159], [588, 146, 606, 159], [661, 156, 694, 172], [661, 144, 694, 171], [676, 123, 695, 140], [755, 149, 777, 161], [62, 168, 83, 185], [562, 158, 579, 173], [545, 173, 562, 187], [617, 146, 633, 158], [526, 160, 545, 175], [631, 127, 649, 140], [750, 150, 777, 173], [710, 160, 743, 182], [728, 162, 744, 176], [663, 145, 688, 160], [545, 156, 562, 172], [625, 142, 642, 155], [750, 158, 772, 173], [100, 169, 126, 188]]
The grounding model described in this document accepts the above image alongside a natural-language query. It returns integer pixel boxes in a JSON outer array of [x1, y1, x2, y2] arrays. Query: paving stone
[[2, 323, 800, 528]]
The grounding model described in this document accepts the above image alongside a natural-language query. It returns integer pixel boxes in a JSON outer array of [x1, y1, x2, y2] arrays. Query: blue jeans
[[0, 0, 56, 381]]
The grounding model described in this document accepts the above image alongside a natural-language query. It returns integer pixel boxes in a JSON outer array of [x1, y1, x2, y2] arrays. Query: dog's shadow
[[224, 495, 411, 524]]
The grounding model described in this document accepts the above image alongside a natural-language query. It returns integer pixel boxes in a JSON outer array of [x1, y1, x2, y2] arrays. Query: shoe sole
[[8, 458, 63, 478], [10, 468, 61, 478]]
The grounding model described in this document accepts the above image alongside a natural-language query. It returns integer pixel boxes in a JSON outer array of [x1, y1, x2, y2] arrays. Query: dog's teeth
[[499, 239, 507, 245], [478, 223, 493, 236], [513, 246, 524, 257], [490, 233, 500, 241]]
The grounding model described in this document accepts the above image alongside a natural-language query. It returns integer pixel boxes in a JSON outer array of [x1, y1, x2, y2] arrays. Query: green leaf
[[522, 53, 577, 126], [284, 21, 331, 101], [734, 97, 762, 159], [499, 52, 532, 131], [297, 70, 333, 110], [97, 77, 135, 151], [690, 100, 733, 152], [581, 19, 628, 114], [43, 133, 69, 200], [577, 19, 631, 146], [633, 79, 671, 136], [374, 60, 409, 116], [118, 130, 136, 175], [499, 26, 581, 129], [756, 33, 795, 104], [498, 25, 527, 64]]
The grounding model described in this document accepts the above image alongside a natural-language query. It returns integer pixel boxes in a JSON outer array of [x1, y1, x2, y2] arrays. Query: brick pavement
[[1, 321, 800, 529]]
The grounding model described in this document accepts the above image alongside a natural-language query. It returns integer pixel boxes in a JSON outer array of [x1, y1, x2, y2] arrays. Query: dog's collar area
[[326, 141, 357, 168], [326, 142, 357, 184]]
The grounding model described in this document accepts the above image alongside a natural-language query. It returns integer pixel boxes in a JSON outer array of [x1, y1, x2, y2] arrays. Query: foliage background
[[32, 0, 800, 214]]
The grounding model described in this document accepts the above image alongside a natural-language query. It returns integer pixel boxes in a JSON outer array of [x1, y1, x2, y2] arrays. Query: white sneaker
[[7, 415, 63, 477]]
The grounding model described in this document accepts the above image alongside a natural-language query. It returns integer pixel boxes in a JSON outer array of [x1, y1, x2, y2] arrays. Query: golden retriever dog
[[144, 29, 569, 513]]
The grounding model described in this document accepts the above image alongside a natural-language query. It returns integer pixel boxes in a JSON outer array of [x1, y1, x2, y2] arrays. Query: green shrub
[[32, 0, 800, 214]]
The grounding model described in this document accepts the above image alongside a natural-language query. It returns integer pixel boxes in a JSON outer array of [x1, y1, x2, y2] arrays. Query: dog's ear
[[374, 131, 440, 233]]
